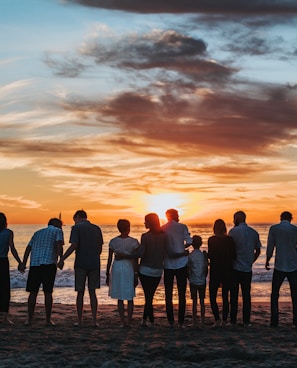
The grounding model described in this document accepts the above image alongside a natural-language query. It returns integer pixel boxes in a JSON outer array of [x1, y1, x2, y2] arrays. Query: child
[[106, 219, 139, 327], [187, 235, 208, 327]]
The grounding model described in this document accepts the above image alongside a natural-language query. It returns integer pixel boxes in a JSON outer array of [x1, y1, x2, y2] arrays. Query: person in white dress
[[106, 219, 139, 327]]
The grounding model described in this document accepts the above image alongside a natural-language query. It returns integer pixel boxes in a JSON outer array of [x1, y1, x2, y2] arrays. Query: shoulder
[[247, 225, 259, 236], [130, 236, 139, 244]]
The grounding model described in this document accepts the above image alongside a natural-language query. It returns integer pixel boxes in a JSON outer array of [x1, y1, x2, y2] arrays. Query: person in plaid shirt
[[22, 218, 64, 326]]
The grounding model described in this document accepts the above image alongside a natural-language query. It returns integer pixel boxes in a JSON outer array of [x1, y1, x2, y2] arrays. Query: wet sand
[[0, 301, 296, 367]]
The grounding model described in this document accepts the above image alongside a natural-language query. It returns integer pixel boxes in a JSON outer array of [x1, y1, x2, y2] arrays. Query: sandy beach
[[1, 301, 296, 367]]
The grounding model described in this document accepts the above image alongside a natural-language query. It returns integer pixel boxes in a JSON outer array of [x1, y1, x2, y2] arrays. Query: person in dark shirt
[[58, 210, 103, 327], [208, 219, 236, 327]]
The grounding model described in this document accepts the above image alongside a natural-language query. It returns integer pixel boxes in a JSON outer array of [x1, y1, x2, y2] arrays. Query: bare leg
[[26, 292, 38, 325], [76, 291, 84, 325], [127, 300, 134, 327], [2, 312, 13, 325], [44, 292, 54, 325], [118, 300, 126, 326], [88, 289, 98, 326]]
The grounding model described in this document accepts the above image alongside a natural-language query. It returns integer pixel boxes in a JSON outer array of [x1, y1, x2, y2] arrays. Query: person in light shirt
[[22, 218, 64, 326], [229, 211, 261, 327], [188, 235, 208, 327], [265, 211, 297, 328], [162, 209, 192, 328]]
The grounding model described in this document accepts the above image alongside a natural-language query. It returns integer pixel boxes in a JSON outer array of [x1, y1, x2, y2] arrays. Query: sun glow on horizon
[[143, 192, 186, 223]]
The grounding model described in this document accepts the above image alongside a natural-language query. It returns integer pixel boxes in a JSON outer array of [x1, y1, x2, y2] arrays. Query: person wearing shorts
[[58, 210, 103, 327], [22, 218, 64, 326]]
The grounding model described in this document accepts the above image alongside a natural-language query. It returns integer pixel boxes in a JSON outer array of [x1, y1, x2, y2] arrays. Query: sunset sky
[[1, 0, 297, 225]]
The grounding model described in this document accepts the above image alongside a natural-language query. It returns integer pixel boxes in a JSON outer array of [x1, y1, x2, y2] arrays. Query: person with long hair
[[208, 219, 236, 327], [138, 213, 168, 327], [0, 212, 23, 324]]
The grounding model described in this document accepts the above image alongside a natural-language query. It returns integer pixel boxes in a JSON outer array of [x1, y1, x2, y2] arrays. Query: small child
[[106, 219, 139, 327], [187, 235, 208, 327]]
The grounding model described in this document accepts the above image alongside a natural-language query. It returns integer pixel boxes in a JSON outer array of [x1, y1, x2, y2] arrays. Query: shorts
[[190, 283, 206, 300], [26, 264, 57, 293], [75, 268, 100, 292]]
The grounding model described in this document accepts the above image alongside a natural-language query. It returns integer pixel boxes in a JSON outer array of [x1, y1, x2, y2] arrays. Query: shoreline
[[10, 282, 293, 305]]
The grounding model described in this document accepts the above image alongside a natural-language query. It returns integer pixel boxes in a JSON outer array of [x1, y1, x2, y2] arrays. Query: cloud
[[67, 1, 297, 14], [43, 52, 88, 78], [58, 80, 297, 158], [0, 195, 41, 209]]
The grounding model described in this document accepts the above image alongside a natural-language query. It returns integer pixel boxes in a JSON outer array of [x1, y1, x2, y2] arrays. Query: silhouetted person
[[58, 210, 103, 327], [23, 218, 64, 326], [266, 211, 297, 328], [0, 212, 23, 324], [208, 219, 236, 326], [138, 213, 167, 327], [229, 211, 261, 327], [188, 235, 208, 327], [106, 219, 139, 327], [162, 209, 192, 328]]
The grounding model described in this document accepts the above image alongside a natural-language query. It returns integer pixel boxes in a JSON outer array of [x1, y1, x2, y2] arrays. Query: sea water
[[8, 223, 291, 305]]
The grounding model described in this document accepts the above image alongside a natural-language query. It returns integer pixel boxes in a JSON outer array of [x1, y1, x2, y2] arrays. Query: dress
[[109, 236, 139, 301]]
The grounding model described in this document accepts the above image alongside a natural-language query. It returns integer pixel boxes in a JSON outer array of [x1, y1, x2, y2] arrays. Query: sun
[[143, 193, 185, 223]]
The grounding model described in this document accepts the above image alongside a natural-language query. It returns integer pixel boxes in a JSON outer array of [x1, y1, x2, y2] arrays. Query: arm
[[168, 249, 189, 258], [106, 248, 114, 286], [57, 243, 77, 269], [183, 225, 192, 247], [253, 247, 261, 263], [22, 245, 31, 270], [203, 251, 209, 277], [55, 240, 64, 262], [9, 233, 24, 272], [265, 228, 274, 270]]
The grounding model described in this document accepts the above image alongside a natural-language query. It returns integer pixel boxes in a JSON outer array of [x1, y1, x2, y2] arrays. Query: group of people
[[0, 208, 297, 329]]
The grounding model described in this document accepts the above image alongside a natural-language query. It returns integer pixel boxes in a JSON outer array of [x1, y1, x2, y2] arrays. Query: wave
[[10, 267, 275, 289]]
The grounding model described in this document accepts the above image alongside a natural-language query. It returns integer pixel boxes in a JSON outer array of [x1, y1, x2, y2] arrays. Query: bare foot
[[46, 320, 55, 326]]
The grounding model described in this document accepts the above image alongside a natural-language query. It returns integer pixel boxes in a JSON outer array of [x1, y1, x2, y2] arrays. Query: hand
[[18, 263, 26, 273], [265, 260, 270, 271], [57, 260, 64, 270]]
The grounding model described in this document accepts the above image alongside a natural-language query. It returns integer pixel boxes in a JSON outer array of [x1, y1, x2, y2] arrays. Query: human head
[[144, 213, 161, 232], [48, 218, 63, 229], [117, 219, 130, 234], [280, 211, 293, 222], [165, 208, 179, 222], [213, 219, 227, 236], [0, 212, 7, 231], [73, 210, 87, 223], [192, 235, 202, 249], [233, 211, 246, 226]]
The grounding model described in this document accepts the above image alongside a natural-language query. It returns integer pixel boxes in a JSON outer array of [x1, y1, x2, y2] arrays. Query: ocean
[[8, 223, 291, 305]]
